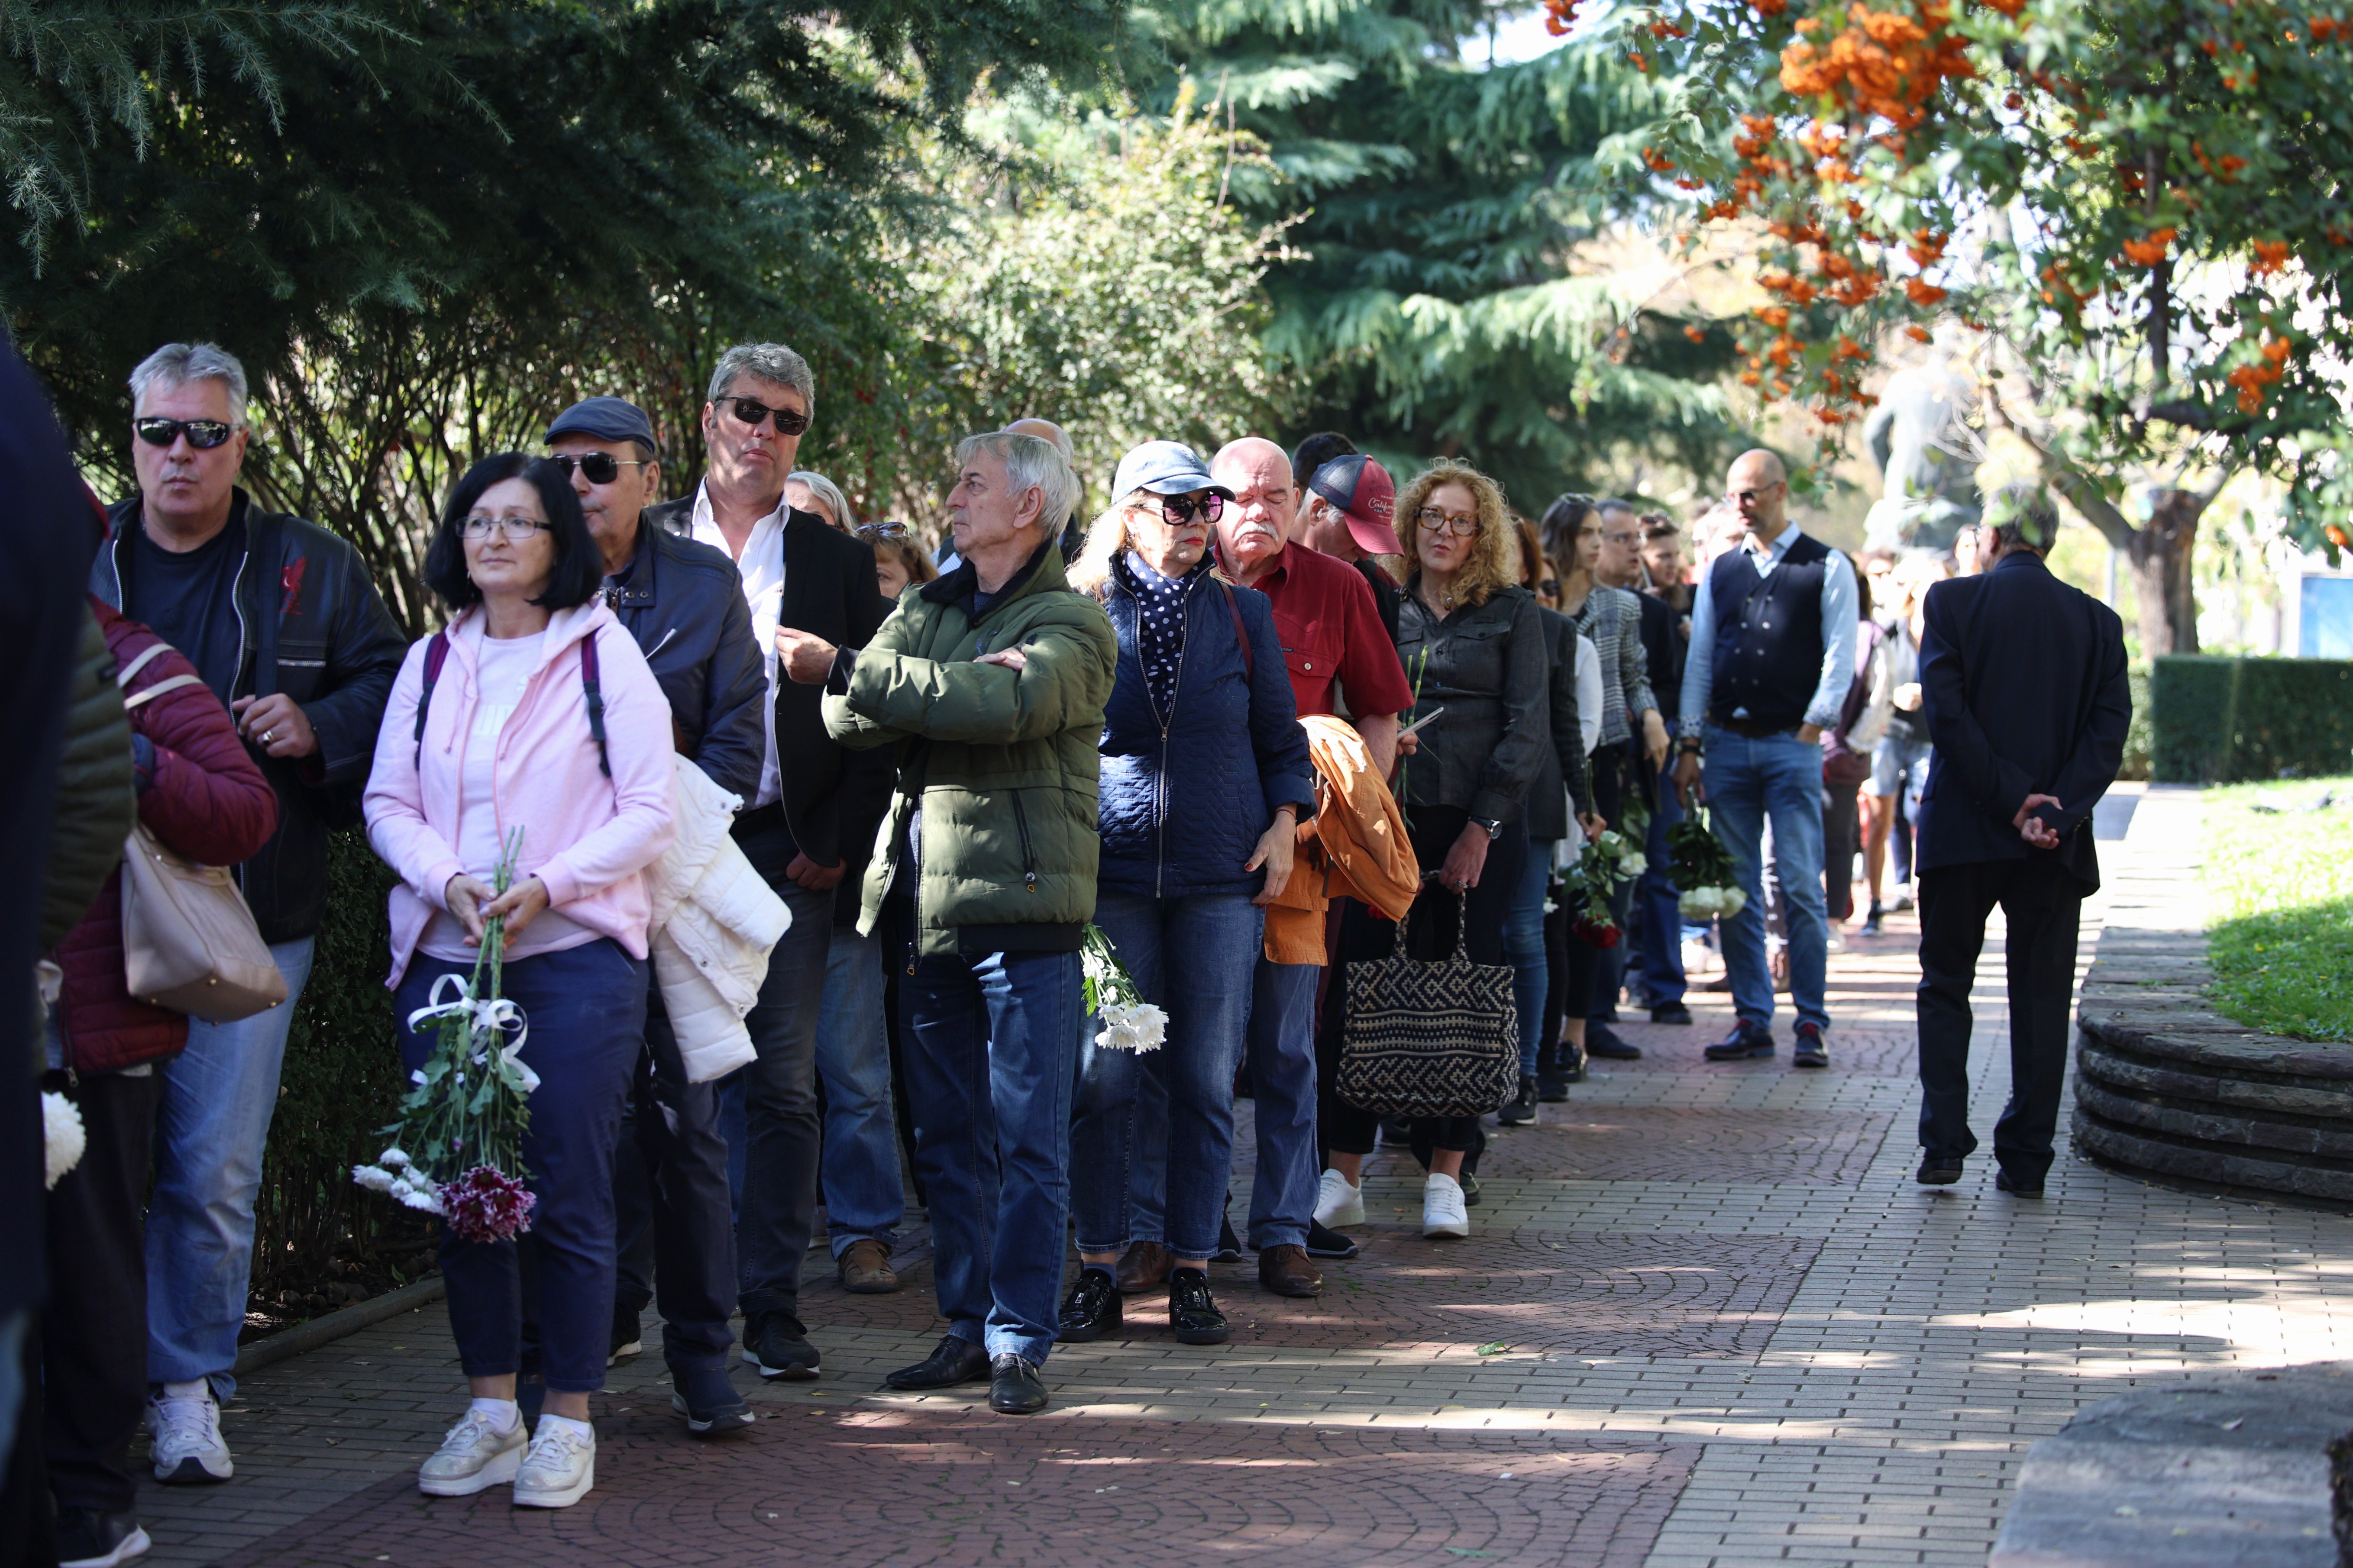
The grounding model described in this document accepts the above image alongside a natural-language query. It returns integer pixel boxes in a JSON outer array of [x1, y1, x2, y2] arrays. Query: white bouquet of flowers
[[1082, 924, 1169, 1052]]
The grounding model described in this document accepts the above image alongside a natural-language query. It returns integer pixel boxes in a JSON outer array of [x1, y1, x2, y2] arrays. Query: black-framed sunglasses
[[134, 416, 238, 451], [544, 452, 647, 485], [855, 521, 911, 540], [720, 397, 811, 437], [1150, 493, 1225, 526]]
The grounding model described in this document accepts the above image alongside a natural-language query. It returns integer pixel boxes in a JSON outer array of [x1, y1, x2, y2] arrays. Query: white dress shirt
[[689, 482, 789, 810]]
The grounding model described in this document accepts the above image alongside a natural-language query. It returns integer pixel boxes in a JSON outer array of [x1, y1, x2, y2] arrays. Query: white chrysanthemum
[[352, 1165, 397, 1194], [379, 1146, 411, 1169], [43, 1092, 85, 1190]]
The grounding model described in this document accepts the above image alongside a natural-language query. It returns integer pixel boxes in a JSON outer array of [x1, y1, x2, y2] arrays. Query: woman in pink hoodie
[[364, 454, 675, 1510]]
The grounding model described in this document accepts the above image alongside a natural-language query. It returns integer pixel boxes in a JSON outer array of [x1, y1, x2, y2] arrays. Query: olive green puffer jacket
[[825, 541, 1117, 957]]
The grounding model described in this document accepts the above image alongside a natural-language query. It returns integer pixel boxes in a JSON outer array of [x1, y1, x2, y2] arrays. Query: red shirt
[[1242, 542, 1414, 720]]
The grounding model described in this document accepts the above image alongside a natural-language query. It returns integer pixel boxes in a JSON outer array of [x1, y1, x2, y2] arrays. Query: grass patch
[[2203, 776, 2353, 1041]]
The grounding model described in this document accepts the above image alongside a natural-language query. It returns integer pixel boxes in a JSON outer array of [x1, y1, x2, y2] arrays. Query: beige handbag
[[116, 645, 289, 1023]]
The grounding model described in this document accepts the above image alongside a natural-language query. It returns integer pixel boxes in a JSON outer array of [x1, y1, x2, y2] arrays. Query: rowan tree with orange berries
[[1551, 0, 2353, 652]]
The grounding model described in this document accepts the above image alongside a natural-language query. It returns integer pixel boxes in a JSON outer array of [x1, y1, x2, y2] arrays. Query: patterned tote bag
[[1336, 891, 1519, 1118]]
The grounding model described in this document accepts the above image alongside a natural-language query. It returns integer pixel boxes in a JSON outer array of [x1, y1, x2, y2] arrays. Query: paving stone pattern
[[136, 784, 2353, 1567]]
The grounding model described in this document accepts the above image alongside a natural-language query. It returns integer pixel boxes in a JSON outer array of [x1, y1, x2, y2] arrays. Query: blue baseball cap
[[1112, 440, 1232, 502], [546, 396, 658, 452]]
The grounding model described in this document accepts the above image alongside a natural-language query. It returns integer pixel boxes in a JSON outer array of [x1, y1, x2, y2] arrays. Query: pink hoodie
[[364, 600, 677, 988]]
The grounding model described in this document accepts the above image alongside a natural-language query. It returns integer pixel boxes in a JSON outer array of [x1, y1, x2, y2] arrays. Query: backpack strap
[[579, 631, 611, 779], [412, 631, 451, 768], [1219, 581, 1254, 681]]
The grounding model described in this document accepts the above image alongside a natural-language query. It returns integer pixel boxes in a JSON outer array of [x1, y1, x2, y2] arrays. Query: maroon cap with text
[[1308, 453, 1400, 557]]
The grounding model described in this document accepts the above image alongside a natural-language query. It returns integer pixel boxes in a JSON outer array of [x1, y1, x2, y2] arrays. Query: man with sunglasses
[[543, 395, 767, 1432], [93, 342, 406, 1488], [1205, 436, 1413, 1297], [641, 344, 892, 1386]]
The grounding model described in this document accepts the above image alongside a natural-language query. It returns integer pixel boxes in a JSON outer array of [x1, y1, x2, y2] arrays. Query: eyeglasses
[[855, 521, 911, 540], [460, 514, 554, 541], [544, 452, 646, 485], [1416, 508, 1481, 536], [720, 397, 811, 437], [134, 417, 238, 451], [1146, 493, 1224, 526]]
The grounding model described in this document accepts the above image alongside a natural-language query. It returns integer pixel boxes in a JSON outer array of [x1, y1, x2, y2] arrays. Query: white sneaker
[[1422, 1173, 1470, 1240], [147, 1384, 232, 1484], [417, 1410, 526, 1497], [1826, 929, 1847, 953], [1313, 1168, 1365, 1229], [513, 1418, 596, 1509]]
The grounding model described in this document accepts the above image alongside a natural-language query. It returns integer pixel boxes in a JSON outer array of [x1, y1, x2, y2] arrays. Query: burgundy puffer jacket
[[53, 602, 279, 1074]]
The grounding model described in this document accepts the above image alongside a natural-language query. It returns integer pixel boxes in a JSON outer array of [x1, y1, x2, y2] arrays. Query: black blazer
[[647, 496, 892, 868], [1915, 552, 2130, 889]]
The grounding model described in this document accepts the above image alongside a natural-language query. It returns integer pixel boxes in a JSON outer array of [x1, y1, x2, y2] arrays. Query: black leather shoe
[[1496, 1074, 1538, 1126], [1792, 1022, 1830, 1069], [1168, 1268, 1230, 1345], [988, 1352, 1048, 1414], [1058, 1268, 1123, 1342], [1586, 1023, 1643, 1060], [1916, 1158, 1964, 1186], [610, 1306, 644, 1366], [744, 1308, 820, 1381], [1303, 1218, 1360, 1259], [671, 1364, 755, 1435], [1703, 1020, 1775, 1061], [885, 1334, 990, 1390], [1996, 1168, 2046, 1198], [1651, 1001, 1694, 1025], [55, 1507, 149, 1568]]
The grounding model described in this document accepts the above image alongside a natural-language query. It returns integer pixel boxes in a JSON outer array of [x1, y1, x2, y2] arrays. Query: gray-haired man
[[643, 344, 892, 1384], [93, 342, 406, 1485]]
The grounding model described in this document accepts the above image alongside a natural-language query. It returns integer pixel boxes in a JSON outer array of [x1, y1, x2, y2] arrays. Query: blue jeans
[[1504, 839, 1556, 1076], [1634, 758, 1688, 1005], [397, 938, 649, 1393], [1702, 725, 1829, 1032], [1072, 893, 1261, 1260], [145, 935, 315, 1398], [815, 924, 905, 1256], [1245, 956, 1320, 1250], [1123, 1067, 1170, 1245], [898, 946, 1083, 1365]]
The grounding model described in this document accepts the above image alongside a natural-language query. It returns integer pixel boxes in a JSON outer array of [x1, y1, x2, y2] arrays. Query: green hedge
[[249, 829, 433, 1303], [2153, 655, 2353, 783]]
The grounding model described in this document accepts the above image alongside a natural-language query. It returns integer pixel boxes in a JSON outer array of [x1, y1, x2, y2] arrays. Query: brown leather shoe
[[837, 1238, 899, 1295], [1114, 1240, 1172, 1295], [1256, 1244, 1323, 1297]]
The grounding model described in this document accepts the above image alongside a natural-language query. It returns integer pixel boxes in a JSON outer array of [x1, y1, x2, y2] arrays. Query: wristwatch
[[1475, 817, 1504, 840]]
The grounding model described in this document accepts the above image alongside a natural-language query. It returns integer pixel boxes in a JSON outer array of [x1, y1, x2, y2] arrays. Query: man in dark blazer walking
[[1913, 486, 2130, 1197], [645, 342, 891, 1384]]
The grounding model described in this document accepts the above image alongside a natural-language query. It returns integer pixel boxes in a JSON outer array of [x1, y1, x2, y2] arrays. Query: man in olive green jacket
[[780, 430, 1115, 1416]]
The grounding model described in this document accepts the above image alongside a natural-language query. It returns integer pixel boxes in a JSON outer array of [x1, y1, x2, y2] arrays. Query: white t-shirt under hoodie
[[418, 621, 597, 963]]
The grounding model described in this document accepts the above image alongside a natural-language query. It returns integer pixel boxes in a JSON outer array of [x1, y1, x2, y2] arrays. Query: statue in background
[[1861, 326, 1981, 555]]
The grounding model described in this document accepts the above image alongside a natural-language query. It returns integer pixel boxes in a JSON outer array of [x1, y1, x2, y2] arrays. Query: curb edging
[[233, 1274, 446, 1378]]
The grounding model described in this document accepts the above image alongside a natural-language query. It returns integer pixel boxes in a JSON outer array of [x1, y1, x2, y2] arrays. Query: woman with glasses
[[1058, 440, 1313, 1350], [363, 453, 676, 1510], [1540, 493, 1661, 1060], [1325, 459, 1549, 1241], [859, 521, 939, 600]]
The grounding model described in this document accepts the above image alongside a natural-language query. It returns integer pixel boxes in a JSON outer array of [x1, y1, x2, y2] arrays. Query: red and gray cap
[[1309, 453, 1400, 557]]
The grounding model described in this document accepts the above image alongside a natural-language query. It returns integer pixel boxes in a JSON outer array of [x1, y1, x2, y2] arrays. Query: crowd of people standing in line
[[4, 325, 2098, 1568]]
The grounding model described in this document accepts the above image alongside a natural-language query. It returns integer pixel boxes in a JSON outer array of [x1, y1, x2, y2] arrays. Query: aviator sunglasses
[[134, 416, 238, 451], [721, 397, 812, 437]]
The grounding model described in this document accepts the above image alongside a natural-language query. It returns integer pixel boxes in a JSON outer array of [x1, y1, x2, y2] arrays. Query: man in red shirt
[[1208, 436, 1413, 1294]]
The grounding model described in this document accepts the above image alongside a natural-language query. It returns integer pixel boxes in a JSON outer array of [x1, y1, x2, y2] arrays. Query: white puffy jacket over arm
[[647, 756, 791, 1083]]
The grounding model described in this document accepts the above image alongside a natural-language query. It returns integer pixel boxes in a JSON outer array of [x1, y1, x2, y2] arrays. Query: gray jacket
[[1524, 607, 1592, 840], [1567, 584, 1655, 749], [1395, 582, 1550, 827]]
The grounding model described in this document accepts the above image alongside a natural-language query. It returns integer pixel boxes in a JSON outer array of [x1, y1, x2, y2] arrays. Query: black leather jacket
[[95, 490, 406, 944], [603, 517, 768, 802]]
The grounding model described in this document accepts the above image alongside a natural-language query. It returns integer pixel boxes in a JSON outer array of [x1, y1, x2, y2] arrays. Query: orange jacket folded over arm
[[1263, 713, 1421, 964]]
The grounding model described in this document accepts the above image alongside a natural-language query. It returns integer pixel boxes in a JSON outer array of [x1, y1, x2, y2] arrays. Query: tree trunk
[[2129, 488, 2204, 654]]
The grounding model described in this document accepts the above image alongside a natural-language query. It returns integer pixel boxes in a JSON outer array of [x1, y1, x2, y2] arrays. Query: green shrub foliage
[[2153, 655, 2353, 784]]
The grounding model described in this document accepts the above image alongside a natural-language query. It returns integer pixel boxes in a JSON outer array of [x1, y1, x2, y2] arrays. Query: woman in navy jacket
[[1059, 441, 1313, 1351]]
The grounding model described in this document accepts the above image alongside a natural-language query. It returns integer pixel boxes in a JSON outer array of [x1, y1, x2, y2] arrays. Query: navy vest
[[1706, 530, 1830, 731]]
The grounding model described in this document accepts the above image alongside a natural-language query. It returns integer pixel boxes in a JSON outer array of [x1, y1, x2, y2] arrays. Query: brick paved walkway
[[133, 784, 2353, 1566]]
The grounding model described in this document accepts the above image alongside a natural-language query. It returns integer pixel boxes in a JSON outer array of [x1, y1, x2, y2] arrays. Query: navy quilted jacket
[[1096, 566, 1315, 900]]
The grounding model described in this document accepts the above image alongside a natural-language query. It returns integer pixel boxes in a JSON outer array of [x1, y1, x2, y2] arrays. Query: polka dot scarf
[[1118, 548, 1204, 717]]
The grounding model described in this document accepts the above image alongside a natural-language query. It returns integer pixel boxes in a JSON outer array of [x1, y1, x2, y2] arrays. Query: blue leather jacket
[[1096, 561, 1314, 900]]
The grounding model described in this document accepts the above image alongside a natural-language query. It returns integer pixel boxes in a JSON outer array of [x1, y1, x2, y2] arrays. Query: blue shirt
[[1677, 522, 1857, 738]]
